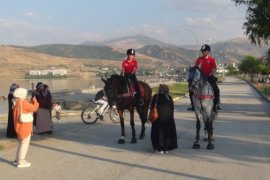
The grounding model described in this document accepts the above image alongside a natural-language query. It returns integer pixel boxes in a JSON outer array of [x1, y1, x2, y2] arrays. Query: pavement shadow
[[30, 142, 215, 180]]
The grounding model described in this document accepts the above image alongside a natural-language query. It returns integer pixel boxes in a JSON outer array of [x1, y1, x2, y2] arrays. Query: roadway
[[0, 76, 270, 180]]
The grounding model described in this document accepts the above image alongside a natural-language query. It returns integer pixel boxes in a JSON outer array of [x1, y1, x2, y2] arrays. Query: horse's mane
[[189, 66, 208, 83], [107, 74, 127, 93]]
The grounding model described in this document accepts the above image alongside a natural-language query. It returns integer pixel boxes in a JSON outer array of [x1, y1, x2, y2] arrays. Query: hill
[[0, 45, 92, 79], [17, 44, 126, 60], [0, 45, 163, 79], [137, 45, 196, 65], [81, 34, 168, 49], [212, 38, 269, 63], [1, 35, 269, 79], [19, 35, 269, 65]]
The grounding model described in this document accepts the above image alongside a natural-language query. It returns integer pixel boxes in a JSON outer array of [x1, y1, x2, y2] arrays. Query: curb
[[241, 78, 270, 104]]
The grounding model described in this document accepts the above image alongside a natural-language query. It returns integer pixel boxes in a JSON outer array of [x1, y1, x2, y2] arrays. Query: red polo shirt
[[195, 55, 217, 77], [122, 58, 138, 74]]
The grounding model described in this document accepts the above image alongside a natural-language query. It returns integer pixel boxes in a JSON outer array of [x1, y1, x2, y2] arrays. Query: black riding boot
[[208, 76, 221, 111], [128, 73, 144, 106]]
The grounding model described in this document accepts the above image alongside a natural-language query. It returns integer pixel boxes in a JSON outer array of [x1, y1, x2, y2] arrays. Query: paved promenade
[[0, 77, 270, 180]]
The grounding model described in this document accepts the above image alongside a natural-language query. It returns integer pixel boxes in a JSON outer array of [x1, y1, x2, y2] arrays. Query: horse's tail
[[138, 81, 152, 119]]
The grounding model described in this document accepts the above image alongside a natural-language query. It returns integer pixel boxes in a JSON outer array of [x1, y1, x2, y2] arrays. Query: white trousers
[[95, 99, 108, 115], [15, 134, 31, 164]]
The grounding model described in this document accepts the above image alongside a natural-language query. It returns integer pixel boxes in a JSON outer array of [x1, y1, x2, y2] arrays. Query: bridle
[[189, 67, 202, 90]]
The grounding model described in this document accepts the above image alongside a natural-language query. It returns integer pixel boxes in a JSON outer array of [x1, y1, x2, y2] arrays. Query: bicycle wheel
[[109, 108, 120, 123], [81, 103, 99, 124]]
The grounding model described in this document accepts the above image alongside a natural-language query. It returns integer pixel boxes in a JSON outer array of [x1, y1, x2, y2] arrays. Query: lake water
[[0, 78, 104, 95], [0, 76, 172, 114], [0, 78, 104, 114]]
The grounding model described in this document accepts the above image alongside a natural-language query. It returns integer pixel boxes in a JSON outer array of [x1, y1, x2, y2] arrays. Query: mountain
[[17, 44, 126, 60], [13, 35, 270, 66], [212, 38, 269, 63], [137, 45, 196, 65], [0, 45, 89, 79], [81, 34, 168, 49]]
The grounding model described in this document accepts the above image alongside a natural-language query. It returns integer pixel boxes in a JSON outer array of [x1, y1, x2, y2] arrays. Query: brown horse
[[102, 74, 152, 144]]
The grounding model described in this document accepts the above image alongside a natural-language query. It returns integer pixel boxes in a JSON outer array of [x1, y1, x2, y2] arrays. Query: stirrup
[[216, 104, 222, 111], [187, 105, 194, 111], [138, 99, 144, 106]]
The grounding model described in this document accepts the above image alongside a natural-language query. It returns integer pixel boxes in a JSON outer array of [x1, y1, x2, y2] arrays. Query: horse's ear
[[101, 77, 107, 84]]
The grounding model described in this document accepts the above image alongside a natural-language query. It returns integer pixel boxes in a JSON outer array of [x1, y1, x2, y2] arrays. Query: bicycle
[[81, 100, 120, 124]]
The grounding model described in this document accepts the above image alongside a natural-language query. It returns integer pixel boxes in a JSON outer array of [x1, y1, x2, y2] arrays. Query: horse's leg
[[206, 119, 214, 150], [137, 106, 147, 139], [118, 110, 126, 144], [210, 121, 214, 141], [130, 109, 137, 144], [193, 115, 201, 149]]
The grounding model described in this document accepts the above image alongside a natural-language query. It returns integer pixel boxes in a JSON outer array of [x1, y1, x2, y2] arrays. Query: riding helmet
[[201, 44, 211, 52], [127, 48, 135, 56]]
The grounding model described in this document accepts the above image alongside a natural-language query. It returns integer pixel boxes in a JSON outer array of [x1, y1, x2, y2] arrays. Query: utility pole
[[184, 28, 199, 58]]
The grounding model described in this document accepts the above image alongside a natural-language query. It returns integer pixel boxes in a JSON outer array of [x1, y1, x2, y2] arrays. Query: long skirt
[[34, 108, 53, 134], [151, 118, 178, 151]]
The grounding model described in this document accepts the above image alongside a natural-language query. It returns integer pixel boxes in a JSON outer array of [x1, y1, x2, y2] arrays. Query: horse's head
[[188, 66, 206, 91], [101, 74, 126, 107]]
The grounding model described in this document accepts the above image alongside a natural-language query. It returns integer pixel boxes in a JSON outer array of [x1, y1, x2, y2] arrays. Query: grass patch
[[255, 83, 270, 99], [152, 83, 189, 99], [0, 144, 4, 151]]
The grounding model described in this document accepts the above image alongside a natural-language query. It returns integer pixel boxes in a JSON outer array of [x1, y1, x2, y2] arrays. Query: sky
[[0, 0, 247, 46]]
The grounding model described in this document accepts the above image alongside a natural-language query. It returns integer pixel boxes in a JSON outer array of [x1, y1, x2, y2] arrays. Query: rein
[[190, 67, 214, 99], [193, 94, 214, 99]]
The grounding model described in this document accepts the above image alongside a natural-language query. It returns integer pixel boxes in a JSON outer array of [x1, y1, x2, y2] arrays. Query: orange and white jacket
[[13, 98, 39, 140]]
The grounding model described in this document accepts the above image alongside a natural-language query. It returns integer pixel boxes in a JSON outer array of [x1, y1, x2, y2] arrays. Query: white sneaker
[[13, 161, 18, 166], [17, 162, 31, 168], [155, 150, 164, 154]]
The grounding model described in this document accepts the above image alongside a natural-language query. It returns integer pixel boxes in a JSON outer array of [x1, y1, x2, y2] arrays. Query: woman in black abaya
[[6, 83, 19, 138], [150, 84, 178, 154]]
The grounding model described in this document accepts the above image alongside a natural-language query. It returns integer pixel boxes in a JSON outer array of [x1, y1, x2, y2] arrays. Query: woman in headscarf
[[150, 84, 178, 154], [6, 83, 19, 138], [33, 82, 53, 134], [13, 87, 39, 167]]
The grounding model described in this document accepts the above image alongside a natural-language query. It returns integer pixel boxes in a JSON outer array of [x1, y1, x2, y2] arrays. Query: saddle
[[120, 81, 145, 98], [129, 82, 145, 97]]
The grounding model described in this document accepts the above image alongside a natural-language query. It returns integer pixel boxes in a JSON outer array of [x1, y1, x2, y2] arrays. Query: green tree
[[233, 0, 270, 45], [226, 64, 238, 75], [265, 49, 270, 74], [238, 56, 260, 82]]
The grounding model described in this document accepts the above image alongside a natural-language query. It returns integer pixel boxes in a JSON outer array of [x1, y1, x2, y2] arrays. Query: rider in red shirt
[[188, 44, 221, 111], [121, 49, 143, 106]]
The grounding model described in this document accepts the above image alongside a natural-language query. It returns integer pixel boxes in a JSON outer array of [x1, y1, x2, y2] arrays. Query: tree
[[238, 56, 260, 82], [233, 0, 270, 45], [263, 49, 270, 74], [226, 64, 238, 75]]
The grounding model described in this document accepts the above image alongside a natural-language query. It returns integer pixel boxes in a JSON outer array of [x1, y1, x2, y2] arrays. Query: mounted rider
[[188, 44, 222, 111], [121, 48, 144, 106]]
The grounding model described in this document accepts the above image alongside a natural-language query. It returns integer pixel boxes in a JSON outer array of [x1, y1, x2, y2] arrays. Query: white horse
[[188, 66, 217, 150]]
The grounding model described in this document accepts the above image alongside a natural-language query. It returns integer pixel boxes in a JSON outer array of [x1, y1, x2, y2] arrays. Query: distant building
[[28, 69, 67, 76], [29, 70, 41, 75]]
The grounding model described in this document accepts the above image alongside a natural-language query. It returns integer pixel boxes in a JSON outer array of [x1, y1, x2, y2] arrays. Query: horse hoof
[[193, 142, 200, 149], [130, 138, 137, 144], [139, 134, 145, 139], [118, 139, 125, 144], [207, 143, 214, 150]]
